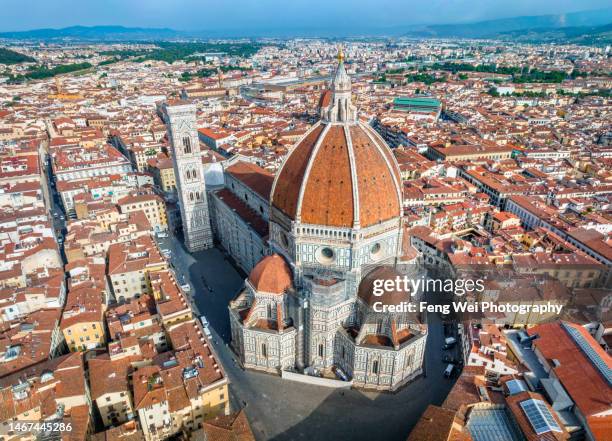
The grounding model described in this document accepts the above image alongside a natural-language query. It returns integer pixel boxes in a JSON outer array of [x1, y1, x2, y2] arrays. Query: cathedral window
[[316, 247, 335, 265], [182, 137, 192, 154], [261, 343, 267, 358], [189, 192, 194, 201], [372, 360, 379, 374], [370, 243, 382, 260], [318, 344, 324, 357]]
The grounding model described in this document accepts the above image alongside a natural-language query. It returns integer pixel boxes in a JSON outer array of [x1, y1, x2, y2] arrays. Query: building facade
[[164, 102, 213, 252]]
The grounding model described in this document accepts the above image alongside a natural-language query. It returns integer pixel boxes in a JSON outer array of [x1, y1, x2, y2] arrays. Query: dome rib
[[343, 124, 361, 228], [295, 123, 331, 223], [271, 123, 324, 219], [300, 125, 353, 227], [349, 125, 402, 227], [361, 122, 404, 212]]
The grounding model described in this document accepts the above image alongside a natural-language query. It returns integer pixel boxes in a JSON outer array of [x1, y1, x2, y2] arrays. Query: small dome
[[248, 254, 292, 294], [358, 266, 410, 307]]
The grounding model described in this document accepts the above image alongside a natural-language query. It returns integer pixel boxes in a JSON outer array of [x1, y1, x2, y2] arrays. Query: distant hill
[[499, 23, 612, 44], [0, 25, 180, 41], [1, 10, 611, 42], [404, 8, 612, 40], [0, 47, 35, 64]]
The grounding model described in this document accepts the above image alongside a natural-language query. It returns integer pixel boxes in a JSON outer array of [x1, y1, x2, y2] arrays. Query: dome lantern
[[321, 46, 357, 124]]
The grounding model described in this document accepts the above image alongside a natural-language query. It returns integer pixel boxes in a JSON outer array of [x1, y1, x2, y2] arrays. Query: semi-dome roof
[[271, 121, 402, 228], [358, 266, 410, 307], [248, 254, 292, 294]]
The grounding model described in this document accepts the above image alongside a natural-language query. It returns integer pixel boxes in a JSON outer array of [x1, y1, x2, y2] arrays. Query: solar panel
[[562, 322, 612, 386], [520, 399, 562, 435]]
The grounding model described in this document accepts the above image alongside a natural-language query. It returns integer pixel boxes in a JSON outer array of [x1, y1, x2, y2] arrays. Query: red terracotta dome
[[248, 254, 292, 294], [271, 121, 402, 228]]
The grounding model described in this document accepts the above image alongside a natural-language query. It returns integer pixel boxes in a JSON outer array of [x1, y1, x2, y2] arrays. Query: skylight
[[519, 399, 561, 435]]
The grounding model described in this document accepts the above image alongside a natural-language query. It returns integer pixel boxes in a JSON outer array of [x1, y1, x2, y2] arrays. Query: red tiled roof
[[529, 322, 612, 419]]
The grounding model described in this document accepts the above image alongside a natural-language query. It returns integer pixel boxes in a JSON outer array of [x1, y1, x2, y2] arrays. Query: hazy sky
[[0, 0, 609, 32]]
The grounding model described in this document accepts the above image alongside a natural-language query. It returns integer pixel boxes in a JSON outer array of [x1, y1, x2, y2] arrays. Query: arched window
[[372, 360, 379, 374], [261, 343, 267, 358], [266, 304, 272, 318], [318, 343, 324, 357], [189, 192, 194, 201], [182, 136, 192, 154]]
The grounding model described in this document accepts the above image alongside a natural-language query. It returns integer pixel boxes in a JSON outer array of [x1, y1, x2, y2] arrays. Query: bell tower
[[164, 101, 213, 252]]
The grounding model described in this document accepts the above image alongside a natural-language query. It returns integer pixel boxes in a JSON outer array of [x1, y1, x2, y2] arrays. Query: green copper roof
[[393, 97, 441, 107]]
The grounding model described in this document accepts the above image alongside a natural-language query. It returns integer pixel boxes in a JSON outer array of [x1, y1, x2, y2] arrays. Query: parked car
[[181, 283, 191, 293], [332, 365, 349, 381], [203, 326, 212, 338], [443, 337, 457, 349], [444, 364, 454, 378], [200, 315, 209, 327]]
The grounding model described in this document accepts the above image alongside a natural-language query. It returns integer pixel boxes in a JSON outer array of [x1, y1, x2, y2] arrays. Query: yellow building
[[149, 157, 176, 193], [60, 286, 106, 351], [117, 192, 168, 232], [132, 320, 230, 440]]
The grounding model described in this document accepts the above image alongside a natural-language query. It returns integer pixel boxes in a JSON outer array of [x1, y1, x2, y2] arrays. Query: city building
[[107, 236, 167, 302], [60, 286, 106, 351]]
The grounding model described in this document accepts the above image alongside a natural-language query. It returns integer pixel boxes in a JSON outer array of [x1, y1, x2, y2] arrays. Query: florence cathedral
[[168, 50, 427, 391]]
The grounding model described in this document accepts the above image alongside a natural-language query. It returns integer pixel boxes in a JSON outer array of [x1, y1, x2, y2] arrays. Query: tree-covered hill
[[0, 47, 35, 64]]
